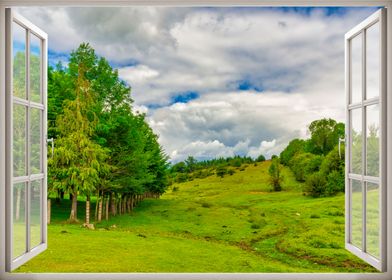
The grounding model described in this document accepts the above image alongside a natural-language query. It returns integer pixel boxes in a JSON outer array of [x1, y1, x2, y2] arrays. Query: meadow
[[16, 161, 376, 273]]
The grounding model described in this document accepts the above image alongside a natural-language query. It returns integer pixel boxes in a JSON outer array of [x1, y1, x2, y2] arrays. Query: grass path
[[16, 161, 376, 273]]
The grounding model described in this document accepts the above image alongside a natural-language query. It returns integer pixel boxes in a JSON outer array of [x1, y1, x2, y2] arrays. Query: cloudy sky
[[17, 6, 378, 162]]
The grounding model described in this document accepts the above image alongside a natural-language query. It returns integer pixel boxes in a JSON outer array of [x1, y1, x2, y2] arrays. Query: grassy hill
[[16, 161, 376, 273]]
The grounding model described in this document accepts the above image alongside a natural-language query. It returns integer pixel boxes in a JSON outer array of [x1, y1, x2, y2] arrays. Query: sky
[[16, 6, 378, 162]]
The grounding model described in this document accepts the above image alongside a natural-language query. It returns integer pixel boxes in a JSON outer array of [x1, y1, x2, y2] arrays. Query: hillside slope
[[17, 161, 375, 272]]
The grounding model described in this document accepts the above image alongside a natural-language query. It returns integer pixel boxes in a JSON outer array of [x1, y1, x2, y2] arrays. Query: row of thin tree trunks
[[46, 191, 160, 224]]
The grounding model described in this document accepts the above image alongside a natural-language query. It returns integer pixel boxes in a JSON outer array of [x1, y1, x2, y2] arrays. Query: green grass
[[16, 161, 377, 273]]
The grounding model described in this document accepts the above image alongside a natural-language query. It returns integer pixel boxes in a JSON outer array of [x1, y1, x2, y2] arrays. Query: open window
[[345, 8, 387, 271], [0, 4, 390, 277], [5, 9, 48, 271]]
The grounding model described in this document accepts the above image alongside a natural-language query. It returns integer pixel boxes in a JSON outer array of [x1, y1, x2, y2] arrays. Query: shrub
[[176, 173, 188, 183], [256, 154, 266, 162], [201, 202, 212, 208], [269, 157, 283, 191], [228, 169, 235, 176], [304, 172, 327, 197], [325, 170, 344, 196], [216, 166, 228, 178]]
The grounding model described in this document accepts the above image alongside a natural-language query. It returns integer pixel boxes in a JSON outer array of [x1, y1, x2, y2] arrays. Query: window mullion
[[25, 29, 31, 253], [361, 29, 367, 253]]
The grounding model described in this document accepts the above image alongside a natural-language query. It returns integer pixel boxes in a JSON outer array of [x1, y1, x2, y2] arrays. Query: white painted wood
[[4, 9, 48, 272], [345, 8, 386, 271], [0, 1, 390, 279]]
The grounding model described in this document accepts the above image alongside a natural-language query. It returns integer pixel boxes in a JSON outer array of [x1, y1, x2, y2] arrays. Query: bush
[[325, 170, 344, 196], [290, 153, 317, 182], [228, 169, 235, 176], [256, 154, 266, 162], [201, 202, 212, 208], [216, 166, 228, 178], [269, 157, 283, 191], [304, 172, 327, 197], [176, 173, 188, 183]]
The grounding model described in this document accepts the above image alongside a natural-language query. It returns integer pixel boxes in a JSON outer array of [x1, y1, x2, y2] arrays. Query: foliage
[[216, 166, 228, 178], [48, 43, 169, 222], [268, 157, 283, 191], [308, 118, 344, 155], [279, 139, 306, 166]]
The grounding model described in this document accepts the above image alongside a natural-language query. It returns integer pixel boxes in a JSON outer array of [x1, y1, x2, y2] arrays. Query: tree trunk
[[98, 195, 103, 222], [47, 198, 51, 224], [85, 195, 90, 225], [118, 197, 122, 215], [94, 191, 99, 221], [69, 193, 78, 222], [105, 195, 109, 220], [110, 193, 116, 216], [15, 187, 21, 221]]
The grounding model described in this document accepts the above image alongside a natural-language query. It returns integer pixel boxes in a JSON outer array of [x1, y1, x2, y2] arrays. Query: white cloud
[[15, 7, 378, 162]]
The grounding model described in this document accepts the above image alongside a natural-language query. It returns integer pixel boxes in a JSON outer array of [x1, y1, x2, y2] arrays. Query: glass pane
[[366, 182, 380, 259], [350, 109, 362, 174], [31, 109, 42, 174], [13, 104, 26, 177], [31, 180, 42, 249], [13, 182, 26, 259], [30, 34, 41, 103], [366, 22, 380, 100], [13, 22, 26, 99], [366, 104, 380, 177], [351, 33, 363, 104], [351, 179, 363, 249]]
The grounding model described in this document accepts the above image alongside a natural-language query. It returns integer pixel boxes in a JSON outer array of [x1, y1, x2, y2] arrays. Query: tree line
[[47, 43, 169, 225], [169, 154, 266, 183]]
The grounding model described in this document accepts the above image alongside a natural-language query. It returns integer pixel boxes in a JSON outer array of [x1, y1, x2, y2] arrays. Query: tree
[[50, 57, 109, 223], [185, 156, 197, 173], [268, 157, 283, 191], [279, 139, 306, 166], [256, 154, 266, 162], [308, 118, 344, 155]]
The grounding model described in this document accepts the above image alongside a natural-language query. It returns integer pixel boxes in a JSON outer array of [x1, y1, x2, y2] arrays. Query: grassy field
[[16, 161, 377, 273]]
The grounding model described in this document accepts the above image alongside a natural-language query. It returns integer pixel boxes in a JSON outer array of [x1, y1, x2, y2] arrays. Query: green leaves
[[48, 43, 169, 220]]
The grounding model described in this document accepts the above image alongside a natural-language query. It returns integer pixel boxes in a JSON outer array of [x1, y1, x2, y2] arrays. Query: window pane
[[31, 108, 42, 174], [366, 104, 380, 177], [13, 22, 26, 99], [366, 22, 380, 100], [31, 180, 42, 249], [351, 33, 362, 104], [13, 182, 26, 259], [351, 179, 362, 249], [350, 109, 362, 174], [366, 182, 380, 259], [13, 104, 26, 177], [30, 34, 41, 103]]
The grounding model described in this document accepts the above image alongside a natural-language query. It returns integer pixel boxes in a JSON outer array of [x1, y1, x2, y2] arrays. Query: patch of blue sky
[[170, 91, 199, 104], [145, 91, 199, 110], [237, 79, 263, 92], [109, 59, 139, 69], [199, 6, 380, 17], [48, 50, 70, 67]]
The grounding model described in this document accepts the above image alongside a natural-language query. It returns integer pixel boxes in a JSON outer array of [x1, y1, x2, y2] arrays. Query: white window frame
[[0, 1, 391, 280], [345, 9, 387, 271], [4, 9, 48, 272]]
